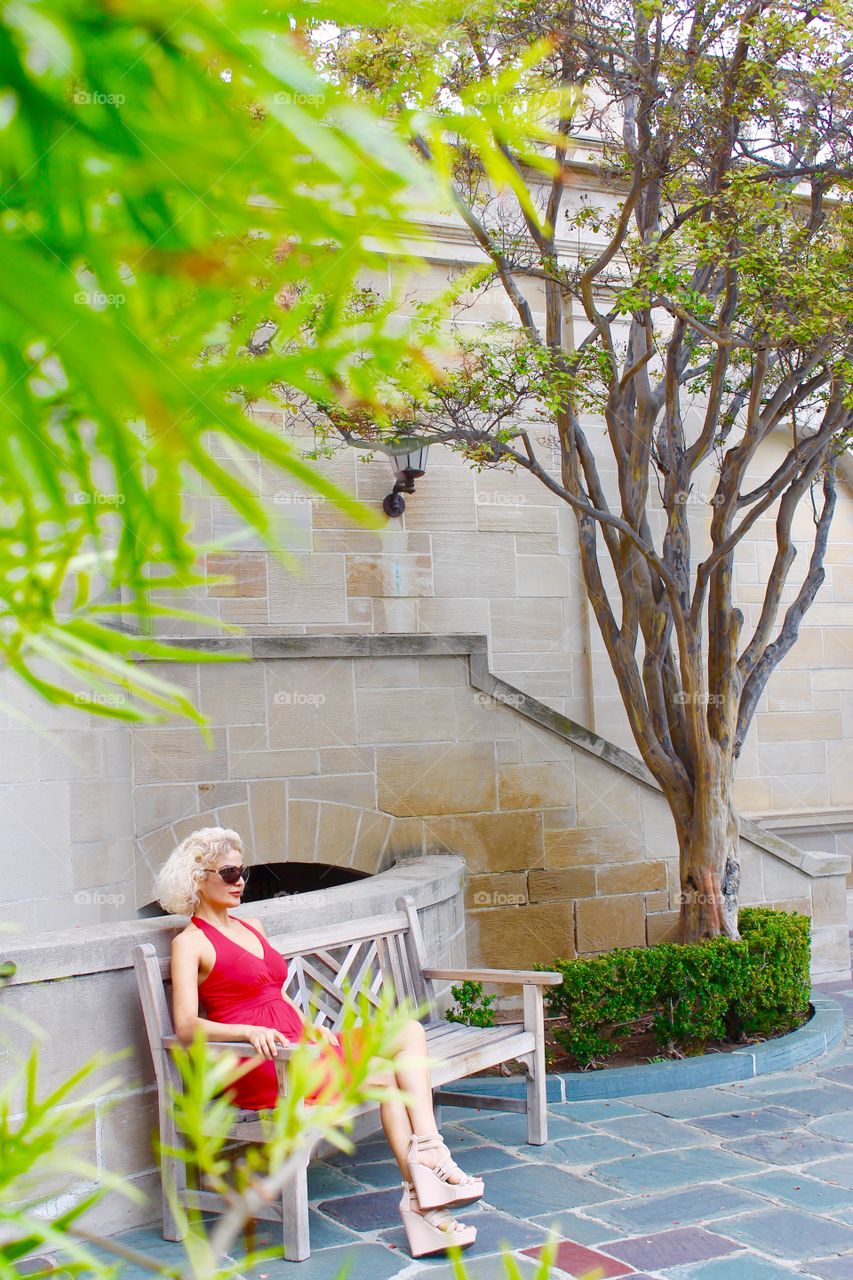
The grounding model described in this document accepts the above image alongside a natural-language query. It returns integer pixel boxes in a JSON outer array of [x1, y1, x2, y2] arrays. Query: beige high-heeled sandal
[[399, 1180, 477, 1257], [406, 1132, 485, 1210]]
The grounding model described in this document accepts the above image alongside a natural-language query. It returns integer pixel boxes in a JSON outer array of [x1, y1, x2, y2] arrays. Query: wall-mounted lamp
[[382, 438, 430, 518]]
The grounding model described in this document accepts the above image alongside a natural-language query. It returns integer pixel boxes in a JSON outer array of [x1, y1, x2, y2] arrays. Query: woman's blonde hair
[[152, 827, 245, 916]]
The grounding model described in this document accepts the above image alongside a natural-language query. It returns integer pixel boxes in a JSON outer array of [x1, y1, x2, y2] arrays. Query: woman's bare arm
[[170, 931, 250, 1045]]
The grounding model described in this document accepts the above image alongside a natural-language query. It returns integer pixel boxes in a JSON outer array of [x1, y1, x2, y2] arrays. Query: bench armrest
[[162, 1034, 298, 1060], [423, 968, 561, 986]]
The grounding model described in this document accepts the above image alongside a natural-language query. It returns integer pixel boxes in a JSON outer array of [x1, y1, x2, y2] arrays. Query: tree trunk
[[677, 765, 741, 943]]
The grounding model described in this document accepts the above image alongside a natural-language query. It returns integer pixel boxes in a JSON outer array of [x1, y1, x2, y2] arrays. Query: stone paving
[[71, 921, 853, 1280]]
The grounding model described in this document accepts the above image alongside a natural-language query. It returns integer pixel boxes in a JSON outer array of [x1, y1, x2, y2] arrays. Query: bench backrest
[[132, 894, 437, 1086]]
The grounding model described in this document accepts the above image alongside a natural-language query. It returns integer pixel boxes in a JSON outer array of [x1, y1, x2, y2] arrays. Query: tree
[[302, 0, 853, 942]]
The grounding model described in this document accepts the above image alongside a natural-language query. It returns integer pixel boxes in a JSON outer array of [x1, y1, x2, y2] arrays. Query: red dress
[[191, 914, 350, 1111]]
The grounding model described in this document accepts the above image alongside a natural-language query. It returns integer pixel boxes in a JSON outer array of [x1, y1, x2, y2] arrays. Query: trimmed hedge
[[537, 907, 811, 1068]]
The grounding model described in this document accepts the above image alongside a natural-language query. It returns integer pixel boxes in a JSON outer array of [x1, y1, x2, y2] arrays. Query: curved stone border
[[444, 994, 845, 1104]]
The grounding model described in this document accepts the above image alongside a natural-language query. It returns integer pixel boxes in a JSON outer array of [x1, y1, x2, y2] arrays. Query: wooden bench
[[133, 894, 560, 1261]]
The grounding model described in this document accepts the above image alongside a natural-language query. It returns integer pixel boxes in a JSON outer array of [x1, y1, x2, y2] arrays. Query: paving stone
[[808, 1113, 853, 1141], [817, 1064, 853, 1087], [356, 1160, 410, 1189], [603, 1226, 743, 1270], [804, 1257, 853, 1280], [627, 1088, 753, 1120], [592, 1182, 768, 1234], [381, 1207, 549, 1257], [408, 1256, 541, 1280], [734, 1084, 853, 1116], [732, 1169, 853, 1212], [715, 1207, 853, 1260], [308, 1163, 365, 1199], [803, 1154, 853, 1190], [550, 1100, 646, 1121], [689, 1106, 803, 1138], [554, 1133, 649, 1165], [458, 1112, 584, 1145], [723, 1132, 845, 1165], [522, 1239, 635, 1277], [661, 1256, 805, 1278], [235, 1242, 407, 1279], [591, 1145, 760, 1194], [528, 1211, 621, 1245], [244, 1210, 359, 1253], [480, 1163, 619, 1215], [317, 1187, 406, 1231], [596, 1114, 714, 1150]]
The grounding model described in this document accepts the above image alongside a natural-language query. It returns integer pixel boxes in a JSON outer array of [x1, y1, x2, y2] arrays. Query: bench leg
[[158, 1087, 187, 1241], [522, 985, 548, 1145], [281, 1153, 311, 1261]]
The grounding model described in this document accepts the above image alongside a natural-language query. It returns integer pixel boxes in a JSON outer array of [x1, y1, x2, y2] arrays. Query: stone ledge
[[444, 994, 844, 1103], [136, 633, 488, 660], [3, 854, 465, 985]]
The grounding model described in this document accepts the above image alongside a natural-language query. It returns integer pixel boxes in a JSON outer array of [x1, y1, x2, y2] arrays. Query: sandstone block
[[466, 872, 528, 911], [351, 810, 393, 872], [71, 778, 133, 842], [248, 779, 286, 862], [198, 661, 267, 726], [134, 784, 198, 835], [469, 902, 574, 968], [354, 658, 420, 688], [576, 895, 646, 953], [528, 868, 596, 901], [544, 825, 644, 867], [431, 533, 516, 598], [596, 861, 668, 895], [356, 687, 458, 745], [346, 554, 433, 598], [267, 659, 356, 749], [424, 810, 544, 873], [757, 709, 843, 743], [317, 802, 361, 867], [810, 876, 847, 926], [490, 599, 564, 653], [498, 761, 574, 810], [267, 555, 347, 625], [574, 753, 642, 829], [206, 553, 266, 598], [290, 773, 376, 808], [647, 910, 680, 945], [134, 728, 228, 785], [99, 1088, 159, 1175], [376, 742, 496, 816]]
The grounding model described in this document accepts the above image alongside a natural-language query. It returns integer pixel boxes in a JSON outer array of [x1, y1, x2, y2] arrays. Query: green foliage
[[538, 909, 811, 1069], [445, 980, 497, 1027], [0, 0, 480, 728]]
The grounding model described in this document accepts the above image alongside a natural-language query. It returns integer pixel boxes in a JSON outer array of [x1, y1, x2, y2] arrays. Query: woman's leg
[[372, 1019, 474, 1184]]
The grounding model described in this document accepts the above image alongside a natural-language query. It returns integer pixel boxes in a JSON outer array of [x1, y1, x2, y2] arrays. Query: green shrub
[[445, 980, 498, 1027], [538, 908, 811, 1068]]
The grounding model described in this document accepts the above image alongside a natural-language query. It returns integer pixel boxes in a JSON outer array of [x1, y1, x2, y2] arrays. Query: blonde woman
[[153, 827, 484, 1257]]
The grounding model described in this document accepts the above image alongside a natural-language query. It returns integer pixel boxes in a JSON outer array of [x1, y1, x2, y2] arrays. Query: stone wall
[[129, 637, 852, 981], [0, 856, 465, 1237]]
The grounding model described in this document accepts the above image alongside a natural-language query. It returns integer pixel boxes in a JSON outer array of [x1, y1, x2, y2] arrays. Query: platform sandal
[[399, 1180, 477, 1257], [406, 1131, 485, 1210]]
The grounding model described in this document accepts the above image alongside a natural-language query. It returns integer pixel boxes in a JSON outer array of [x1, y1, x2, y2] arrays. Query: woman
[[154, 827, 484, 1257]]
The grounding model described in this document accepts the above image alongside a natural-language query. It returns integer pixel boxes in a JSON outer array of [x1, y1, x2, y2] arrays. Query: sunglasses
[[210, 865, 251, 885]]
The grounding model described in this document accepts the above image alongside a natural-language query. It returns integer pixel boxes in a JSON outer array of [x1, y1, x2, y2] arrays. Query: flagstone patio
[[45, 908, 853, 1280]]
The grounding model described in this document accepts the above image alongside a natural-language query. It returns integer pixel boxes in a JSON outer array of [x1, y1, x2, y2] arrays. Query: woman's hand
[[243, 1025, 291, 1059]]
